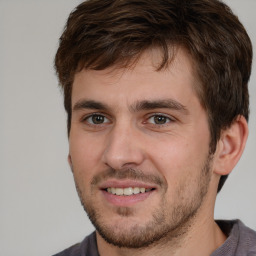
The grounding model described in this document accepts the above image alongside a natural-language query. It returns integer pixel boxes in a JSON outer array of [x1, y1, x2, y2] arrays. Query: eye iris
[[92, 115, 104, 124], [154, 116, 167, 124]]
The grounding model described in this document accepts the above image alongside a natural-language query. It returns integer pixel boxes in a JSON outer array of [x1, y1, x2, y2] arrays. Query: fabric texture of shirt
[[53, 220, 256, 256]]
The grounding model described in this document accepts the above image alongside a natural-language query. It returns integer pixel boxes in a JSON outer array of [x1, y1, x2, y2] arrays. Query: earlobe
[[213, 115, 248, 176]]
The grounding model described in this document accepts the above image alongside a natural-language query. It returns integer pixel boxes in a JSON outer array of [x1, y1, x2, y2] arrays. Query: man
[[53, 0, 256, 255]]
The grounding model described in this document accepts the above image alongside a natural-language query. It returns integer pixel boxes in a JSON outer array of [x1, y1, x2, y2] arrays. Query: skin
[[68, 48, 248, 256]]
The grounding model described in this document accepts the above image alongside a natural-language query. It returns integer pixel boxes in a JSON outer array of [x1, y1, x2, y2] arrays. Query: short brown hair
[[54, 0, 252, 192]]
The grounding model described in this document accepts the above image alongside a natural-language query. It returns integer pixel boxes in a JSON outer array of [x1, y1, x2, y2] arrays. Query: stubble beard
[[73, 153, 212, 249]]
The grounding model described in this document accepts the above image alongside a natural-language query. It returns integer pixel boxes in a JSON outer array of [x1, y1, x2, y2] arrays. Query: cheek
[[69, 131, 103, 165], [147, 136, 209, 186], [69, 133, 105, 189]]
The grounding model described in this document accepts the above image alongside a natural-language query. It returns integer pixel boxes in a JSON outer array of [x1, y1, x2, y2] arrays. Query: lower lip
[[101, 190, 154, 207]]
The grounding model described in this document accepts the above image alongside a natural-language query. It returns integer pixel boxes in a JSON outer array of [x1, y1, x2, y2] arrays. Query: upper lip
[[99, 179, 157, 190]]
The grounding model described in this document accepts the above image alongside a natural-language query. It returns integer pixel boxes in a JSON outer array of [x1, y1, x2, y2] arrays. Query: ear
[[213, 115, 248, 176], [68, 154, 73, 170]]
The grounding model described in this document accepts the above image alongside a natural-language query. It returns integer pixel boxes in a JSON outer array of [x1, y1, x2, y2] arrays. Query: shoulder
[[52, 232, 99, 256], [52, 243, 81, 256], [215, 219, 256, 255], [236, 220, 256, 253]]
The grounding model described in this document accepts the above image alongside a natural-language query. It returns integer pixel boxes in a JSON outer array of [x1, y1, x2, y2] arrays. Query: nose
[[102, 123, 145, 170]]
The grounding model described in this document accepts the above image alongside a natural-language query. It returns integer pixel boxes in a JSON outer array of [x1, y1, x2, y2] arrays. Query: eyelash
[[81, 112, 175, 128], [146, 113, 175, 126], [82, 113, 110, 126]]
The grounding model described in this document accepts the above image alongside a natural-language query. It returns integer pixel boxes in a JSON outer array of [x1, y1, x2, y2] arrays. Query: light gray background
[[0, 1, 255, 255]]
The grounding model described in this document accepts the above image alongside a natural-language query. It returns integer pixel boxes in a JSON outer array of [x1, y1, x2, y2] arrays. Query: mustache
[[91, 168, 165, 188]]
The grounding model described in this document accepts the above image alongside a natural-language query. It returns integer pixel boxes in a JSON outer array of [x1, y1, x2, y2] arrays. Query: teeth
[[133, 187, 140, 194], [115, 188, 123, 196], [124, 187, 133, 196], [106, 187, 153, 196]]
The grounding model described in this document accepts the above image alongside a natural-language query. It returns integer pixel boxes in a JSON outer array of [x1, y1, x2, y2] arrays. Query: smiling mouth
[[105, 187, 155, 196]]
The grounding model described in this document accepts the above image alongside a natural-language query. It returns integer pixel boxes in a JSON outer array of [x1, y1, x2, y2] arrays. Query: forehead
[[72, 48, 201, 108]]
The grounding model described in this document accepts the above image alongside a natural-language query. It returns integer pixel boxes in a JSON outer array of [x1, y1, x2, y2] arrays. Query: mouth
[[105, 187, 155, 196], [99, 180, 157, 206]]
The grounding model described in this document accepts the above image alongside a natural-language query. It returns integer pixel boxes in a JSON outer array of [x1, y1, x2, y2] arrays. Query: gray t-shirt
[[53, 220, 256, 256]]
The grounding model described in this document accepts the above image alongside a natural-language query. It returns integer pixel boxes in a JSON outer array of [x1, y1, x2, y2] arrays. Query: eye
[[147, 114, 173, 125], [85, 114, 110, 125]]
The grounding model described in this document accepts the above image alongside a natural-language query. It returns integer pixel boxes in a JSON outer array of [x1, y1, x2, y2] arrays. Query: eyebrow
[[73, 99, 188, 114], [73, 100, 108, 112], [130, 99, 189, 114]]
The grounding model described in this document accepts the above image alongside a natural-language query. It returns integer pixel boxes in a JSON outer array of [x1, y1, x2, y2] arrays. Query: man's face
[[69, 49, 214, 248]]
